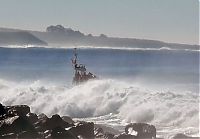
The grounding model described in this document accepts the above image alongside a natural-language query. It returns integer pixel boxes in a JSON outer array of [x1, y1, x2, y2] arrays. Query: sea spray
[[0, 79, 198, 126], [0, 78, 199, 138]]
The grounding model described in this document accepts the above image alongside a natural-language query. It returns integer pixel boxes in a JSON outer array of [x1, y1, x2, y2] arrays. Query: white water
[[0, 79, 199, 138], [2, 45, 199, 52]]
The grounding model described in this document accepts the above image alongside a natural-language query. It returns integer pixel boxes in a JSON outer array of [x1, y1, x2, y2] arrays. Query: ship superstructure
[[71, 48, 97, 84]]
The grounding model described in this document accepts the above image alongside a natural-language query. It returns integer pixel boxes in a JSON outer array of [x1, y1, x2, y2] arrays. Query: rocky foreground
[[0, 103, 198, 139]]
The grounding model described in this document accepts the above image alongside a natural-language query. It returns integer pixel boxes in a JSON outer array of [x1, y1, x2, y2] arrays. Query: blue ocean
[[0, 46, 199, 138]]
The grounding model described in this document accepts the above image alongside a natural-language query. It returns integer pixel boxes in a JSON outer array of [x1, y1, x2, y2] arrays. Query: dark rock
[[1, 133, 17, 138], [0, 103, 7, 120], [6, 105, 30, 116], [94, 124, 120, 135], [62, 115, 74, 124], [35, 114, 71, 132], [26, 112, 38, 124], [104, 132, 115, 139], [68, 121, 94, 138], [34, 113, 49, 131], [0, 103, 6, 116], [17, 130, 39, 138], [125, 123, 156, 139], [38, 113, 48, 120], [51, 126, 78, 139], [114, 133, 135, 139], [46, 114, 71, 129], [94, 127, 104, 137], [0, 115, 36, 135], [43, 130, 52, 139], [172, 133, 199, 139]]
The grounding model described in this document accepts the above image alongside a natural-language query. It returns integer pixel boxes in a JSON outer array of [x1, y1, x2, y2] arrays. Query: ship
[[71, 48, 97, 84]]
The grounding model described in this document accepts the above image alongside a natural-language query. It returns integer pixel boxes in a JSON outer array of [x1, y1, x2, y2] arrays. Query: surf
[[0, 79, 198, 125]]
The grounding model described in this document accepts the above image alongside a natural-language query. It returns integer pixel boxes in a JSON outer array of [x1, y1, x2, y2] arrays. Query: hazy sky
[[0, 0, 199, 44]]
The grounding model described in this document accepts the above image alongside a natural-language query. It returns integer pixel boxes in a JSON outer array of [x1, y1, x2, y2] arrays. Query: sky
[[0, 0, 199, 45]]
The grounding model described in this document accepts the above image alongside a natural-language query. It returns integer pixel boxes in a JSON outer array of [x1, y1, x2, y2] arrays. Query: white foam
[[0, 79, 199, 138], [1, 45, 199, 52]]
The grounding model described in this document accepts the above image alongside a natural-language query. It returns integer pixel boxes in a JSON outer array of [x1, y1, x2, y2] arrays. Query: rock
[[0, 115, 36, 135], [26, 112, 38, 124], [95, 124, 120, 135], [68, 121, 94, 138], [1, 133, 17, 138], [17, 130, 39, 138], [62, 115, 74, 124], [51, 126, 78, 139], [38, 113, 48, 121], [94, 127, 104, 137], [125, 123, 156, 139], [104, 132, 115, 139], [43, 130, 52, 139], [35, 114, 71, 132], [0, 103, 6, 116], [172, 133, 199, 139], [114, 133, 135, 139], [0, 103, 6, 120], [46, 114, 71, 129], [6, 105, 30, 116], [34, 113, 49, 131]]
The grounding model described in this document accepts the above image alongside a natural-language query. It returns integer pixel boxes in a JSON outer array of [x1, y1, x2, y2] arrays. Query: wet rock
[[38, 113, 48, 121], [62, 115, 75, 124], [125, 123, 156, 139], [0, 104, 161, 139], [51, 126, 78, 139], [172, 133, 199, 139], [46, 114, 71, 129], [68, 121, 94, 138], [43, 130, 52, 139], [0, 103, 6, 116], [35, 114, 71, 132], [0, 103, 7, 120], [104, 132, 115, 139], [6, 105, 30, 116], [94, 124, 120, 135], [26, 112, 38, 124], [114, 133, 135, 139], [94, 127, 104, 138], [0, 115, 36, 135], [17, 130, 39, 138], [34, 113, 49, 131], [1, 133, 17, 138]]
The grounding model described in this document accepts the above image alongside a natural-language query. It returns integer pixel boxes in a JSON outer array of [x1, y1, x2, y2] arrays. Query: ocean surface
[[0, 46, 199, 138]]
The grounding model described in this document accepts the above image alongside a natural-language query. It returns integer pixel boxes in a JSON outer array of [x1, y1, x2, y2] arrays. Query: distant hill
[[31, 25, 200, 50], [31, 25, 168, 48], [0, 26, 199, 50], [0, 30, 47, 46]]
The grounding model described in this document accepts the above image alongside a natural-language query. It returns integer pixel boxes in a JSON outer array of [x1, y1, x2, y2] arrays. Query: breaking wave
[[0, 79, 198, 128], [0, 78, 199, 138]]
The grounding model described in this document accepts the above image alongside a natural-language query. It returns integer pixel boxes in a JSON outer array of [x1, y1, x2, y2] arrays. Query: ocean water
[[0, 46, 199, 138]]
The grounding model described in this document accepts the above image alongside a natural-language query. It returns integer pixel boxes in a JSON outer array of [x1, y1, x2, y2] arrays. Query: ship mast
[[71, 48, 97, 85]]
